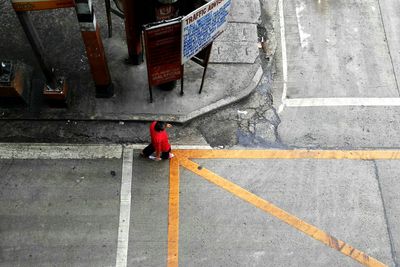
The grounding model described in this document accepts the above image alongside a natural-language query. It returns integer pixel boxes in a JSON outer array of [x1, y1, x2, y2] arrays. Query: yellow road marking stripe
[[175, 149, 400, 160], [179, 157, 387, 267], [167, 157, 180, 267]]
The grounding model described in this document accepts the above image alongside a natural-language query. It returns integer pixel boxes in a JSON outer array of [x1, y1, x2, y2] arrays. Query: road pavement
[[270, 0, 400, 148], [1, 144, 399, 266], [2, 0, 400, 266]]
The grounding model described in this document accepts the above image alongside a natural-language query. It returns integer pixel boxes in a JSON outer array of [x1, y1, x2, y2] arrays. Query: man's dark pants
[[142, 143, 171, 159]]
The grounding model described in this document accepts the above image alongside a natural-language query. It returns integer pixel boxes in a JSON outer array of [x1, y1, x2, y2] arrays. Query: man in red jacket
[[141, 121, 174, 161]]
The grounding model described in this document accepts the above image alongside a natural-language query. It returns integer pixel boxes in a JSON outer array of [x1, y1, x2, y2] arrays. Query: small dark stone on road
[[110, 170, 116, 177], [198, 166, 203, 170]]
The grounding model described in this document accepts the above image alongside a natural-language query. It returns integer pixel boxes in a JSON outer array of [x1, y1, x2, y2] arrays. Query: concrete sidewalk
[[0, 0, 263, 123], [0, 144, 399, 266]]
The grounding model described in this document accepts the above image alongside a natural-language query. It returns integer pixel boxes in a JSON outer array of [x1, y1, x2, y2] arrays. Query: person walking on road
[[141, 121, 174, 161]]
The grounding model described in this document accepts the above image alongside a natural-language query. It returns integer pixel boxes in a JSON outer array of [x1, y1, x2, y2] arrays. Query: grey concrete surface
[[378, 0, 400, 89], [0, 120, 211, 146], [179, 158, 395, 266], [127, 155, 170, 267], [228, 0, 261, 24], [375, 160, 400, 266], [1, 145, 399, 266], [3, 1, 400, 267], [0, 0, 264, 123], [103, 38, 263, 122], [271, 0, 400, 149], [210, 23, 259, 63], [0, 158, 121, 267], [278, 106, 400, 149], [284, 0, 399, 98]]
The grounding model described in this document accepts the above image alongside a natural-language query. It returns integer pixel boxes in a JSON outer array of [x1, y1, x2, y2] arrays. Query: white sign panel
[[181, 0, 232, 64]]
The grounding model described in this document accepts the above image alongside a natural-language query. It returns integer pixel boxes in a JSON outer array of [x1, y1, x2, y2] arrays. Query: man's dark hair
[[154, 121, 167, 132]]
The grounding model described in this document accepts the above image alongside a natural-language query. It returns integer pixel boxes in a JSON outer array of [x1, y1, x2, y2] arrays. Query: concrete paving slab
[[217, 23, 259, 43], [210, 23, 259, 64], [210, 42, 260, 64], [228, 0, 261, 24], [178, 158, 394, 266], [375, 160, 400, 266], [283, 0, 399, 98], [278, 106, 400, 148], [0, 158, 121, 267], [127, 154, 170, 267]]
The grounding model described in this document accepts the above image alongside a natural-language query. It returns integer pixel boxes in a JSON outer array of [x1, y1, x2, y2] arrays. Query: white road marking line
[[295, 0, 311, 49], [0, 143, 122, 159], [125, 144, 212, 150], [285, 97, 400, 107], [278, 0, 288, 113], [115, 148, 133, 267], [171, 145, 212, 149], [0, 144, 212, 159]]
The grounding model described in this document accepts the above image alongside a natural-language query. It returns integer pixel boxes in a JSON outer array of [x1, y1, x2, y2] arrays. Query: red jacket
[[150, 121, 171, 152]]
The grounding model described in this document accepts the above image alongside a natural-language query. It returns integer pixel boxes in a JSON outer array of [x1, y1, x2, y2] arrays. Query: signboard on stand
[[143, 18, 183, 102], [181, 0, 232, 63], [143, 0, 232, 101]]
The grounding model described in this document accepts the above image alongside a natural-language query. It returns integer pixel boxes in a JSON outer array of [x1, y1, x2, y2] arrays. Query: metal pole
[[16, 11, 58, 89], [199, 43, 213, 94], [105, 0, 113, 38], [180, 65, 184, 96]]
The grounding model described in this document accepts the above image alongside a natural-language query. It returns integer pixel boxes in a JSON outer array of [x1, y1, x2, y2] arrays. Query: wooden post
[[76, 0, 114, 98], [122, 0, 143, 65]]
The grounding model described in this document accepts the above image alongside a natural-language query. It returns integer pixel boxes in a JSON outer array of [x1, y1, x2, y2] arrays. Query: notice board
[[144, 19, 183, 87], [181, 0, 232, 63]]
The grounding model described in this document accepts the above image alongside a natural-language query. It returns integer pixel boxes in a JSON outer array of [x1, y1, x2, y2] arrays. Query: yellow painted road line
[[175, 149, 400, 160], [167, 157, 180, 267], [179, 157, 387, 267]]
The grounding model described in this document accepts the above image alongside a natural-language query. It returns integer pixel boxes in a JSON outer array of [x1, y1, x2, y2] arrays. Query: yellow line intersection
[[168, 149, 393, 267]]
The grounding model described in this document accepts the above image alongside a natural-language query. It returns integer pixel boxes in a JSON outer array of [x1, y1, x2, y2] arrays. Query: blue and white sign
[[181, 0, 232, 64]]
